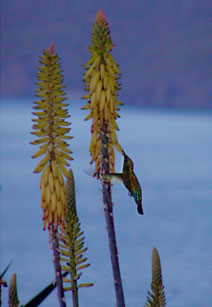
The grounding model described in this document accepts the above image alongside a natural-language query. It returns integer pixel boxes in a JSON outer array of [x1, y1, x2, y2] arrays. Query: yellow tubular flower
[[31, 43, 73, 233], [82, 9, 123, 176]]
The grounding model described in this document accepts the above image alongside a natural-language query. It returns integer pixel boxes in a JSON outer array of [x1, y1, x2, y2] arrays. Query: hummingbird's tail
[[137, 205, 143, 215]]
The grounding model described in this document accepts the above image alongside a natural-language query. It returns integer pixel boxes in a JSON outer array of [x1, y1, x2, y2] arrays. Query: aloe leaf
[[23, 272, 68, 307], [0, 260, 13, 279]]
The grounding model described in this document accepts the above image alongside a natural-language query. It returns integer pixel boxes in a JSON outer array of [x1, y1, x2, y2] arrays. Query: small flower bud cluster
[[60, 169, 93, 291], [8, 274, 19, 307]]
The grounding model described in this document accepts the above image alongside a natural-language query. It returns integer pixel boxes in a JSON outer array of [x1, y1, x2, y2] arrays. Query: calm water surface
[[1, 99, 212, 306]]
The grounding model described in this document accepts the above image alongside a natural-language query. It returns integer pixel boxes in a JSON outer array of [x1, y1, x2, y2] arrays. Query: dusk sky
[[1, 0, 212, 108]]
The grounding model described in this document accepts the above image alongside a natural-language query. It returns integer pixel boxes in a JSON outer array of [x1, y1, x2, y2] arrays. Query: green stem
[[71, 279, 79, 307], [101, 123, 125, 307], [70, 246, 79, 307]]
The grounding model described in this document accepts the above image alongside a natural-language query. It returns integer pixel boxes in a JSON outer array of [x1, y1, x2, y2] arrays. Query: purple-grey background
[[1, 0, 212, 108]]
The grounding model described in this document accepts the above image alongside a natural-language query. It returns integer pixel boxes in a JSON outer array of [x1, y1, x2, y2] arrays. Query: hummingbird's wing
[[84, 167, 123, 183], [83, 165, 99, 178], [101, 173, 124, 184]]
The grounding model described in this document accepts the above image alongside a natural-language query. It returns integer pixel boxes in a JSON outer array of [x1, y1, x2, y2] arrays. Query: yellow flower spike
[[82, 10, 123, 176], [31, 44, 73, 233]]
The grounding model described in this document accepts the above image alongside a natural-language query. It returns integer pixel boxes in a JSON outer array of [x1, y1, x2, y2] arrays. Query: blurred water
[[1, 98, 212, 307]]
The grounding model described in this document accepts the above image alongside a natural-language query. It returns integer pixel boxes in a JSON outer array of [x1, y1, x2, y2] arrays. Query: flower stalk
[[100, 124, 125, 306], [31, 43, 73, 307], [82, 10, 125, 306], [51, 230, 66, 307]]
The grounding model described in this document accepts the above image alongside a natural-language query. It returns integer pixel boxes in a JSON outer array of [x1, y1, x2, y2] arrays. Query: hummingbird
[[102, 151, 143, 215]]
